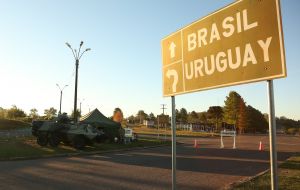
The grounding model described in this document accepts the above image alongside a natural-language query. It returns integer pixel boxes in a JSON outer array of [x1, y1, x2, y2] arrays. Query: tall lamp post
[[65, 41, 91, 123], [56, 84, 68, 115], [79, 98, 85, 115]]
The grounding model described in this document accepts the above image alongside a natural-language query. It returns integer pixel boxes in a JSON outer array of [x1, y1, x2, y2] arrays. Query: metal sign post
[[171, 96, 176, 190], [157, 116, 160, 140], [267, 80, 278, 190]]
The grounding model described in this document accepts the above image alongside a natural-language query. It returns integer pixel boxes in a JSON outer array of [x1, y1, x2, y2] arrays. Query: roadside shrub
[[0, 119, 31, 130], [286, 128, 298, 135], [17, 117, 32, 123]]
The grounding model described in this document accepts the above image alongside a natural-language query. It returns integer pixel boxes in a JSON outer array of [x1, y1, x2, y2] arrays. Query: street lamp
[[56, 84, 68, 115], [79, 98, 85, 115], [65, 41, 91, 123]]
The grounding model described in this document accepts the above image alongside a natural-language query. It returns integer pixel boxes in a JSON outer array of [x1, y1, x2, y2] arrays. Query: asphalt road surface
[[0, 128, 31, 138], [0, 135, 299, 190]]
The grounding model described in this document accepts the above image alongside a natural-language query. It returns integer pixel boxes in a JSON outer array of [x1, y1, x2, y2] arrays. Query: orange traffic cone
[[194, 139, 199, 149], [259, 141, 263, 151]]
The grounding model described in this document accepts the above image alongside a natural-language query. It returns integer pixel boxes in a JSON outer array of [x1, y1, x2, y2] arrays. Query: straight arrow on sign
[[169, 42, 176, 58]]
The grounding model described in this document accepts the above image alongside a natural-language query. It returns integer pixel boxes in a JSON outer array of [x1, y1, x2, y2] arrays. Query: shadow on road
[[0, 138, 298, 190], [78, 144, 293, 176]]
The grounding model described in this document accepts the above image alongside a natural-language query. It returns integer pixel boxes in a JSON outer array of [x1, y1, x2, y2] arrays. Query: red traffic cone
[[259, 141, 263, 151], [194, 139, 199, 149]]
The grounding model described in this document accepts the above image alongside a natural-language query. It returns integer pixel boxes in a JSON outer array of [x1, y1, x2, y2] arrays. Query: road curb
[[1, 143, 172, 162], [224, 169, 270, 190]]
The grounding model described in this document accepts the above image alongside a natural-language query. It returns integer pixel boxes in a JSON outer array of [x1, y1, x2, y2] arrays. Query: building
[[143, 120, 154, 127]]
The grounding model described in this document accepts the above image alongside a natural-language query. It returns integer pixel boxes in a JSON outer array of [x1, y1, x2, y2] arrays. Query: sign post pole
[[267, 80, 278, 190], [171, 96, 176, 190], [158, 116, 160, 140], [220, 133, 224, 148]]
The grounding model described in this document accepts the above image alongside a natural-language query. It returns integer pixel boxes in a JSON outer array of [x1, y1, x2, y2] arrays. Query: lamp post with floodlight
[[65, 41, 91, 123]]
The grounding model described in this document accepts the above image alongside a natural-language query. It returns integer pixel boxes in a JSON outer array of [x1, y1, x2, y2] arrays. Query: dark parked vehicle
[[32, 114, 103, 149]]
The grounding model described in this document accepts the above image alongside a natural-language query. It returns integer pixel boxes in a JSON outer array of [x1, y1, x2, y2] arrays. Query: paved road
[[0, 128, 31, 138], [0, 135, 299, 190]]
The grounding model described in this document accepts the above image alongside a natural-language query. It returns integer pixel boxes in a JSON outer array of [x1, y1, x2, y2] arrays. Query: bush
[[286, 128, 298, 135], [0, 119, 31, 130], [17, 117, 33, 123]]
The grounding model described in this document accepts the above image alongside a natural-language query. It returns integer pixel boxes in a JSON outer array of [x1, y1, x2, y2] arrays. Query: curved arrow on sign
[[166, 69, 178, 93]]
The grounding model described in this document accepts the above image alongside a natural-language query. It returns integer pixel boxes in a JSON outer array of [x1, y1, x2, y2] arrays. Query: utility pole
[[66, 41, 91, 123], [56, 84, 68, 115], [161, 104, 167, 115], [159, 104, 167, 140]]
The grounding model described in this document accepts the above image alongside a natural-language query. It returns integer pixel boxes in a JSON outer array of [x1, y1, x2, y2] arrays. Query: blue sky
[[0, 0, 299, 120]]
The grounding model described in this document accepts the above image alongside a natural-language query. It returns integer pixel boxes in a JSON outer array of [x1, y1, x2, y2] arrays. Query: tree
[[198, 112, 208, 124], [207, 106, 223, 129], [246, 105, 268, 133], [237, 98, 247, 133], [157, 114, 170, 126], [148, 112, 156, 121], [127, 115, 135, 124], [187, 111, 199, 123], [178, 108, 188, 123], [137, 110, 148, 124], [0, 107, 6, 118], [175, 109, 181, 122], [276, 116, 300, 133], [44, 107, 57, 120], [6, 105, 26, 119], [223, 91, 243, 126], [29, 108, 39, 119]]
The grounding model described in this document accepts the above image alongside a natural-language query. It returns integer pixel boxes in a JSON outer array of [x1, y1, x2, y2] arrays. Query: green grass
[[0, 136, 170, 160], [232, 154, 300, 190], [0, 118, 31, 130]]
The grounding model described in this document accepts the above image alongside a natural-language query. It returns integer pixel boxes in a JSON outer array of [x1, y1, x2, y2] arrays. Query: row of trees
[[0, 106, 59, 121], [127, 110, 156, 124], [126, 91, 285, 134], [178, 91, 299, 133], [0, 106, 84, 122], [1, 91, 299, 134], [277, 116, 300, 134], [156, 91, 268, 133]]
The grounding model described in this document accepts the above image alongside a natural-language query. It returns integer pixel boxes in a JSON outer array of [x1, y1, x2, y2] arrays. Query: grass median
[[232, 154, 300, 190], [0, 136, 171, 161]]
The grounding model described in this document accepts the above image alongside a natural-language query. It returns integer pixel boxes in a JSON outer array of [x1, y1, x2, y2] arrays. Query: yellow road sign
[[162, 0, 286, 97]]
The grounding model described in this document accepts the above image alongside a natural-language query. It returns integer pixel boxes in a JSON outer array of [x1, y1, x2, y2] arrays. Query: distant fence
[[176, 123, 215, 132], [0, 128, 32, 138]]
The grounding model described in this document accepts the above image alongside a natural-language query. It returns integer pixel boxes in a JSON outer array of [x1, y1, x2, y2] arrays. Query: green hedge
[[286, 128, 299, 135], [0, 119, 31, 130]]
